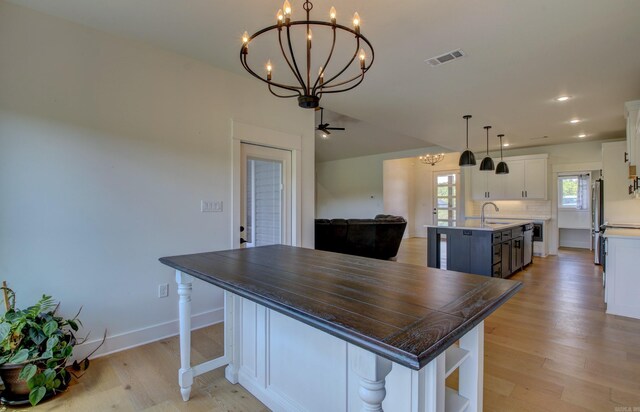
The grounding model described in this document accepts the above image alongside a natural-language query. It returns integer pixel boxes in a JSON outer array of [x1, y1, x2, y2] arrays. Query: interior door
[[240, 143, 292, 247], [433, 171, 459, 226]]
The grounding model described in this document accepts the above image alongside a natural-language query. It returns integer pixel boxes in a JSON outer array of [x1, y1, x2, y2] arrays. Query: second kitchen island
[[426, 221, 534, 278]]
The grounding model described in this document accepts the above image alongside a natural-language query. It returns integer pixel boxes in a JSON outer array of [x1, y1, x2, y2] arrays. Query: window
[[558, 174, 590, 210]]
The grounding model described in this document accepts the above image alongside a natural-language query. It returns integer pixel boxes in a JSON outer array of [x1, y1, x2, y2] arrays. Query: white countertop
[[603, 228, 640, 239], [466, 215, 551, 222], [425, 220, 533, 232]]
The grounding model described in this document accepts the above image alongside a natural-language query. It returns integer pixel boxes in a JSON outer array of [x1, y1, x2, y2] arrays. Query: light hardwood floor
[[13, 239, 640, 411]]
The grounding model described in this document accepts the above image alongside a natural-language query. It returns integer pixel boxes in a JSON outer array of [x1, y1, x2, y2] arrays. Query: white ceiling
[[10, 0, 640, 160]]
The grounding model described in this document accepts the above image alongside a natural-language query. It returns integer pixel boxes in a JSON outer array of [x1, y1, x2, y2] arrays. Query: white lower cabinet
[[605, 233, 640, 319]]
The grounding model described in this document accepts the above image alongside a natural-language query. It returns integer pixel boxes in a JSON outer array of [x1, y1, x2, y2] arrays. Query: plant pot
[[0, 362, 30, 396]]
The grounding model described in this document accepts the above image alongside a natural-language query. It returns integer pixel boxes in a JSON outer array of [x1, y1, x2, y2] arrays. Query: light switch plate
[[201, 200, 223, 212]]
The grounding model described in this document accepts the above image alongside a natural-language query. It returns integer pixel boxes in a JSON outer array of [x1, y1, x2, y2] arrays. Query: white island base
[[176, 272, 485, 412]]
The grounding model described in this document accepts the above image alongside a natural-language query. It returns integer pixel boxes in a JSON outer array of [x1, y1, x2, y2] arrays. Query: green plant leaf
[[43, 320, 58, 337], [61, 345, 73, 358], [41, 350, 53, 359], [0, 323, 10, 342], [27, 372, 45, 390], [28, 327, 47, 346], [53, 378, 61, 389], [9, 348, 29, 364], [46, 336, 59, 351], [4, 310, 18, 322], [67, 319, 78, 331], [19, 364, 37, 382], [43, 368, 56, 384], [29, 386, 46, 406]]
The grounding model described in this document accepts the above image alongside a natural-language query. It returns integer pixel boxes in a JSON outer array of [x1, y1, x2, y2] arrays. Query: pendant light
[[458, 115, 476, 167], [496, 134, 509, 174], [480, 125, 495, 171]]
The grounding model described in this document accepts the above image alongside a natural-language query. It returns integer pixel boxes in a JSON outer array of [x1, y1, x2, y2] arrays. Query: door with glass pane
[[433, 171, 459, 226], [240, 143, 292, 247]]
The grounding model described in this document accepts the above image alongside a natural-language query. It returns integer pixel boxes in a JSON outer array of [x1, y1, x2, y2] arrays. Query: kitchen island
[[160, 245, 521, 412], [426, 221, 534, 278]]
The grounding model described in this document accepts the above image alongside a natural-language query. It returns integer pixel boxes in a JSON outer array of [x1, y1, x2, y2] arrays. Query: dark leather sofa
[[314, 215, 407, 260]]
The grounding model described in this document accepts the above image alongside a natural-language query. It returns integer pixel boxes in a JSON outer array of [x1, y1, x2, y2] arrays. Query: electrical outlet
[[158, 283, 169, 298]]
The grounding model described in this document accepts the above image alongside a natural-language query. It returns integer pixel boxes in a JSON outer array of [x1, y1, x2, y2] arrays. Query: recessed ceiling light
[[556, 96, 571, 102], [570, 119, 581, 124], [503, 143, 510, 147], [578, 133, 587, 138]]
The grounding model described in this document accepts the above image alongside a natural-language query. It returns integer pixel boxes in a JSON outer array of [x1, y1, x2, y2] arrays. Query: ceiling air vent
[[426, 49, 466, 67]]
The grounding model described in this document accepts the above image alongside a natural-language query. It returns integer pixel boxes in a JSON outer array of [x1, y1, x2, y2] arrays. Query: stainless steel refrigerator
[[592, 178, 604, 264]]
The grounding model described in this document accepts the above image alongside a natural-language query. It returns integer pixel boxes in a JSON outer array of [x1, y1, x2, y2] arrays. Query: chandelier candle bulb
[[283, 0, 292, 22], [353, 12, 360, 33], [330, 6, 336, 23], [319, 66, 324, 85], [359, 48, 366, 69], [266, 60, 272, 81], [277, 9, 284, 26]]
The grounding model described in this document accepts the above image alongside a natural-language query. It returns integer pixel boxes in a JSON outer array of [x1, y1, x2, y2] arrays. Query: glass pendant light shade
[[480, 125, 495, 171], [458, 115, 476, 167], [495, 134, 509, 174]]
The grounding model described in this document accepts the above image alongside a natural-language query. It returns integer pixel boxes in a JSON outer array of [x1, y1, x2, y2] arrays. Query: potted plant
[[0, 285, 84, 406]]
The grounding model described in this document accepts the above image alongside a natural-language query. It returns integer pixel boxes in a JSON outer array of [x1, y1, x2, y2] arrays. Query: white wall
[[0, 3, 315, 358], [315, 146, 443, 219], [382, 159, 415, 238]]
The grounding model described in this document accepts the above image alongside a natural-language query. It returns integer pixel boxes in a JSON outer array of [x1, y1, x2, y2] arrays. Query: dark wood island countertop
[[159, 245, 522, 370]]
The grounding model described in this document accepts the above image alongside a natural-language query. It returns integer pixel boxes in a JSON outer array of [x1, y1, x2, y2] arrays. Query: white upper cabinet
[[470, 167, 489, 200], [469, 155, 548, 201], [625, 100, 640, 167], [504, 160, 525, 199], [504, 157, 547, 199], [470, 167, 505, 200], [523, 158, 547, 199]]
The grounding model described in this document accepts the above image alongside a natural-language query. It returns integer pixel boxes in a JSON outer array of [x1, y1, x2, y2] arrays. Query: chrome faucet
[[481, 202, 499, 225]]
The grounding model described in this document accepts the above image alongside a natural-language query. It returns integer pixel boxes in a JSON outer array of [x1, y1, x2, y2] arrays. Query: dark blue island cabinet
[[427, 223, 533, 278]]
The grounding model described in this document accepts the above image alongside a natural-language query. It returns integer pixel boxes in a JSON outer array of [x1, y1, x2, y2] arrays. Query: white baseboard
[[72, 307, 224, 361], [559, 241, 591, 249]]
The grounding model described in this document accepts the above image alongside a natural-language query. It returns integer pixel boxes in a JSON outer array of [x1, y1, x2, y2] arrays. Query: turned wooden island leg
[[349, 344, 393, 412], [176, 271, 194, 401]]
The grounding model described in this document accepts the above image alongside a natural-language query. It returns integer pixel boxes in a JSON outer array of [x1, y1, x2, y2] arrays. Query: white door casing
[[231, 120, 303, 249]]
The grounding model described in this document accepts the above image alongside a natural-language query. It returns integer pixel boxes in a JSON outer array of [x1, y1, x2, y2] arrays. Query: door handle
[[625, 152, 629, 163]]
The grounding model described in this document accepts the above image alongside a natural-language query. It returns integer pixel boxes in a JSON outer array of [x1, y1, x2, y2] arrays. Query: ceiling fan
[[316, 107, 345, 137]]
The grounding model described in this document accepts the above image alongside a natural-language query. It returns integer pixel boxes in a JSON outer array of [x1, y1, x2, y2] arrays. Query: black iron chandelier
[[240, 0, 375, 109], [419, 153, 445, 166]]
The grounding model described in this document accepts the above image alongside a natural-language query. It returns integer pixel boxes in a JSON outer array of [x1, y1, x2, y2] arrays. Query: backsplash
[[468, 200, 552, 219]]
